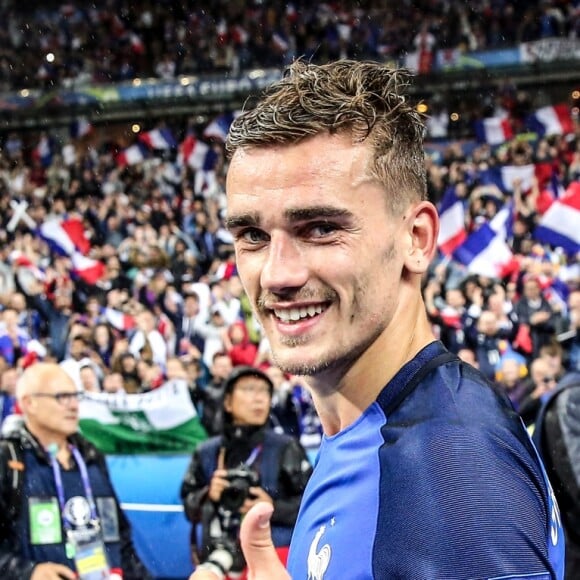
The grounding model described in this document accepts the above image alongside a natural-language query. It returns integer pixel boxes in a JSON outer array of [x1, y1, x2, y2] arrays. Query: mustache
[[257, 287, 338, 311]]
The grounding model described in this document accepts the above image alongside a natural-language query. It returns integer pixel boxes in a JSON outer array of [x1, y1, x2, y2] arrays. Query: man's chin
[[273, 352, 328, 377]]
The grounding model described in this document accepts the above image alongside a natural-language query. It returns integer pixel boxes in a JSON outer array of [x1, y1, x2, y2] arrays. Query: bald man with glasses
[[0, 363, 150, 580]]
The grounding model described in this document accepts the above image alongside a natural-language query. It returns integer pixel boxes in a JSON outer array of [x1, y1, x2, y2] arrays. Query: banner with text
[[79, 380, 207, 454]]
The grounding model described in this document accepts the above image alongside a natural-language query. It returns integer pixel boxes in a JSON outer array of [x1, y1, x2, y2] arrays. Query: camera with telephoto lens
[[200, 466, 260, 577], [219, 466, 260, 513]]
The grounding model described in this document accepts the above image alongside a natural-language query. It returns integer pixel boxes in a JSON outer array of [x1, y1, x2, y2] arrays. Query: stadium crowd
[[0, 4, 577, 579], [0, 103, 578, 441], [0, 0, 578, 91], [0, 0, 577, 448]]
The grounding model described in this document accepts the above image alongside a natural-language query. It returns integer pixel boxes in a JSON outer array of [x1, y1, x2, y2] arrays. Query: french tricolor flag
[[38, 218, 105, 284], [70, 253, 106, 285], [478, 163, 553, 194], [39, 218, 91, 256], [139, 128, 177, 150], [474, 116, 514, 145], [453, 205, 515, 279], [203, 111, 241, 142], [33, 134, 53, 167], [104, 308, 136, 332], [178, 136, 218, 171], [525, 104, 574, 137], [437, 187, 467, 255], [70, 117, 93, 139], [533, 182, 580, 255], [116, 142, 149, 167]]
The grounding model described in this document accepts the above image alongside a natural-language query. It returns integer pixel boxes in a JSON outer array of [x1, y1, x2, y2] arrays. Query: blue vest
[[18, 448, 123, 571]]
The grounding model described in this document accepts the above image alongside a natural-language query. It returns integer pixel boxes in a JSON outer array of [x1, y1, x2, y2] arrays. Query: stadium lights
[[248, 69, 266, 79], [450, 113, 460, 121], [45, 53, 55, 63]]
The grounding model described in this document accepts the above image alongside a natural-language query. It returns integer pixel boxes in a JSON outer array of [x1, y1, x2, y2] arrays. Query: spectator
[[90, 322, 116, 370], [195, 304, 230, 369], [538, 340, 566, 382], [128, 308, 168, 369], [176, 291, 206, 357], [198, 351, 233, 437], [222, 321, 258, 367], [79, 361, 101, 393], [466, 310, 505, 380], [424, 280, 472, 354], [532, 370, 580, 580], [112, 352, 141, 394], [165, 356, 188, 382], [559, 289, 580, 372], [495, 353, 531, 412], [0, 362, 151, 579], [0, 367, 18, 426], [102, 372, 126, 394], [519, 356, 559, 427], [0, 307, 30, 366], [456, 346, 478, 367], [180, 366, 312, 576], [514, 274, 556, 358], [9, 292, 42, 340]]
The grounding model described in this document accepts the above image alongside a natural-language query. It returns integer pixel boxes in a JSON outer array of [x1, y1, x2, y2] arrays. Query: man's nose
[[260, 233, 309, 293]]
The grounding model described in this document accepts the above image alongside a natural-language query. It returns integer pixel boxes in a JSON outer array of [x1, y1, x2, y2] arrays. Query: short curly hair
[[226, 59, 427, 214]]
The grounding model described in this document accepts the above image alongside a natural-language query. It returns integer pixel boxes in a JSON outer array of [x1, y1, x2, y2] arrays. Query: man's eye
[[309, 223, 338, 237], [240, 229, 268, 243]]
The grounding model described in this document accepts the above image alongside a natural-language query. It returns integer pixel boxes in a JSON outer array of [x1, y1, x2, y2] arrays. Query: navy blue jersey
[[287, 341, 564, 579]]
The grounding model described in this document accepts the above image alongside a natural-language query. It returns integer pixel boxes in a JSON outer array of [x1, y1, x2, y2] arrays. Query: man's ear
[[223, 393, 232, 413], [403, 201, 439, 274]]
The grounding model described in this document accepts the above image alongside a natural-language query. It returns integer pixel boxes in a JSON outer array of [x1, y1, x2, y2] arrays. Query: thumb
[[240, 502, 291, 580]]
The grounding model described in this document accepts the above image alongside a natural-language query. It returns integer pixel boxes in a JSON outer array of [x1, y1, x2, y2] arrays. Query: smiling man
[[190, 60, 565, 580]]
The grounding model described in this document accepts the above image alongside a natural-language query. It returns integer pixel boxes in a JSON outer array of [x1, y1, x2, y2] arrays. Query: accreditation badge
[[29, 497, 62, 545], [63, 496, 110, 579], [67, 527, 111, 580]]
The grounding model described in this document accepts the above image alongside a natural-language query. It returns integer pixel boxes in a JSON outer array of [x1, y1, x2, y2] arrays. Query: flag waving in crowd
[[38, 217, 105, 285], [533, 182, 580, 256], [79, 380, 208, 454]]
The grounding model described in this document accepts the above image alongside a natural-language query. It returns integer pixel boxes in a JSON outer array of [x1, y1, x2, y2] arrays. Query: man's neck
[[27, 423, 69, 455], [310, 299, 435, 436]]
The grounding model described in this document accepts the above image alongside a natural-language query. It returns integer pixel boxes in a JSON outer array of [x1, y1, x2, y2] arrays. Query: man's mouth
[[273, 304, 325, 323]]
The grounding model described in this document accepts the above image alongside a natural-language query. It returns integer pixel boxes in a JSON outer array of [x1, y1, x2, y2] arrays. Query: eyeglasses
[[234, 384, 271, 396], [29, 391, 85, 405]]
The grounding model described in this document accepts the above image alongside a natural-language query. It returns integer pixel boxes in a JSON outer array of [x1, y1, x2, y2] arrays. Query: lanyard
[[245, 444, 262, 467], [48, 445, 99, 529]]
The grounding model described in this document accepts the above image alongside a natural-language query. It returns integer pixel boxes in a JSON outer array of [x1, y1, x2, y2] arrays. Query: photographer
[[180, 366, 312, 578]]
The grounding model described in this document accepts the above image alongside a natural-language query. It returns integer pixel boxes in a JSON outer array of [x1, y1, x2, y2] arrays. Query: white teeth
[[274, 304, 324, 322]]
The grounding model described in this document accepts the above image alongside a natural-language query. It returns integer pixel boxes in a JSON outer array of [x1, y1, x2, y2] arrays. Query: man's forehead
[[235, 375, 269, 387], [36, 372, 76, 393]]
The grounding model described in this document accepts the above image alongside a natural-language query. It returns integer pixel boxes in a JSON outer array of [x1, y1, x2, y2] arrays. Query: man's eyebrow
[[225, 206, 352, 230], [284, 206, 352, 222], [225, 213, 260, 230]]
